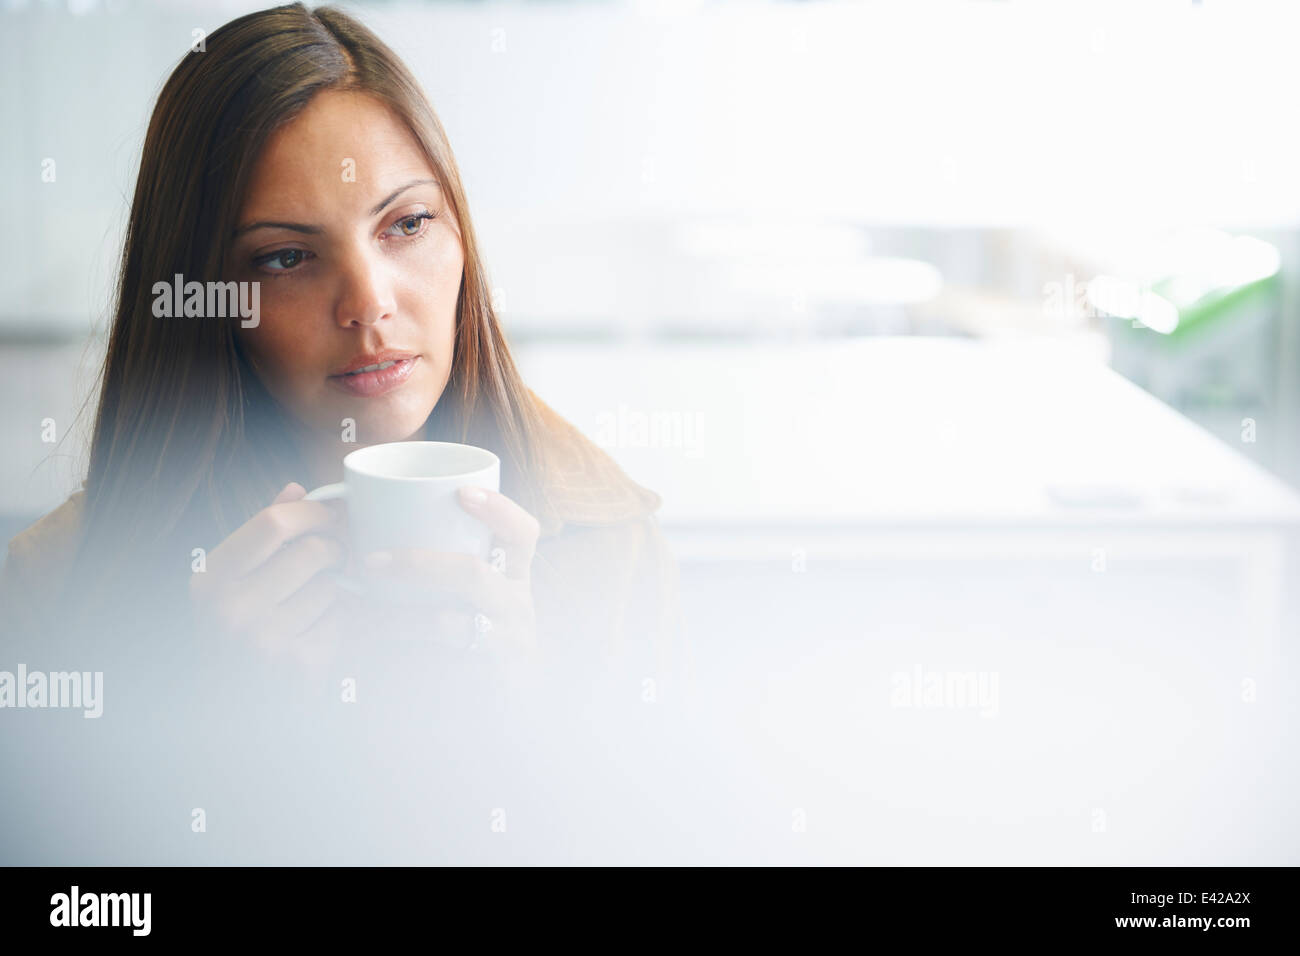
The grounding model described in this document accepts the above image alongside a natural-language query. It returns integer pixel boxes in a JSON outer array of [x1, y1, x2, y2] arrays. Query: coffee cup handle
[[302, 482, 347, 502]]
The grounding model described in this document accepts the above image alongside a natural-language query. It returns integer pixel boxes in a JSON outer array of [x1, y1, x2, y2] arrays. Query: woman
[[0, 3, 683, 693]]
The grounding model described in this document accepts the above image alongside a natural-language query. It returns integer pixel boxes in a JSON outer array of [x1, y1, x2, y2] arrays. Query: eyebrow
[[369, 178, 438, 216], [231, 178, 440, 240]]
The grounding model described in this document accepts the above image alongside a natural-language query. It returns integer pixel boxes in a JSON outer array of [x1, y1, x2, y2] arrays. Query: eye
[[253, 248, 313, 273], [386, 210, 436, 239]]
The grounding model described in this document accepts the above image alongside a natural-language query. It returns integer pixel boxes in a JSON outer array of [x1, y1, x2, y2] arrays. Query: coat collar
[[528, 390, 662, 538]]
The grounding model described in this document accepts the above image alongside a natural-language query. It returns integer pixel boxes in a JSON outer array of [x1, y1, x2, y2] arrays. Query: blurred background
[[3, 0, 1299, 864], [3, 0, 1300, 513], [2, 0, 1300, 509]]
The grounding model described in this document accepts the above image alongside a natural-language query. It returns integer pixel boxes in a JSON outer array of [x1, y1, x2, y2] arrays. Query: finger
[[288, 628, 342, 681], [348, 570, 534, 658], [423, 605, 531, 657], [368, 549, 507, 614], [226, 534, 346, 630], [242, 532, 348, 611], [457, 487, 540, 579], [271, 481, 307, 505], [211, 497, 344, 579], [192, 483, 309, 610], [453, 607, 538, 660], [277, 597, 346, 679], [261, 567, 343, 641], [328, 592, 467, 649]]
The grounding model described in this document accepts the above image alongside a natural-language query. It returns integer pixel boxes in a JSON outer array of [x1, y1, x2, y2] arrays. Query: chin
[[349, 413, 426, 445], [309, 378, 438, 444], [359, 398, 434, 443]]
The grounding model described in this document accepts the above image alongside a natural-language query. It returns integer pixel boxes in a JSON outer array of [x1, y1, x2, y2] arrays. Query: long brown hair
[[73, 2, 560, 609]]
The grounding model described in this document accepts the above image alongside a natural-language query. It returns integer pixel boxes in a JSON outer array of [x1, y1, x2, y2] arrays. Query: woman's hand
[[188, 482, 347, 665], [356, 486, 542, 663]]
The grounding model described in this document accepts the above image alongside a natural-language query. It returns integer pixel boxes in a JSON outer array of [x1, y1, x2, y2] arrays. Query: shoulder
[[3, 487, 87, 578], [527, 389, 662, 534], [1, 488, 87, 635]]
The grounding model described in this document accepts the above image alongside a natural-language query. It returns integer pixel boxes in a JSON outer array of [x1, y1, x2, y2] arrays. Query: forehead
[[239, 90, 436, 216]]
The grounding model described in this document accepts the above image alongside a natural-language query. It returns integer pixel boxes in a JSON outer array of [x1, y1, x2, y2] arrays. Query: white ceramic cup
[[302, 441, 500, 574]]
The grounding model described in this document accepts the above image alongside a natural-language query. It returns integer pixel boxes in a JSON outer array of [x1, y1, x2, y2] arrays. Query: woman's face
[[227, 90, 462, 448]]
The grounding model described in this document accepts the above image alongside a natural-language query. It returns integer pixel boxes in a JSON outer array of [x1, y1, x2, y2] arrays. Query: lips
[[330, 348, 417, 377], [327, 350, 419, 398]]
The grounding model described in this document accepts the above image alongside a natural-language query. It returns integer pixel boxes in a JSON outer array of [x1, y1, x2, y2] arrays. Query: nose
[[334, 246, 397, 328]]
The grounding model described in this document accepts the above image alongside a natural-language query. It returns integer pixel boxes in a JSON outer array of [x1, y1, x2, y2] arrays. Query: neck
[[294, 423, 427, 490], [299, 437, 348, 490]]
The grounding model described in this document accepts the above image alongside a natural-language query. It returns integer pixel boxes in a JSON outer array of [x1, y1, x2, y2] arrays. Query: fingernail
[[363, 550, 393, 569], [460, 486, 487, 506], [272, 482, 305, 504]]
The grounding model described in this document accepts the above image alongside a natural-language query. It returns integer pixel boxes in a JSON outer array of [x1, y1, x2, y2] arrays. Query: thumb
[[271, 481, 307, 505]]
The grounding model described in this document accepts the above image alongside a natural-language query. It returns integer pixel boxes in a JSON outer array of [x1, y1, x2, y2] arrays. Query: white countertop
[[517, 337, 1300, 531]]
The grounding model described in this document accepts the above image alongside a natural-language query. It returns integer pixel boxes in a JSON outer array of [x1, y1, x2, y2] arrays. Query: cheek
[[403, 236, 462, 346], [240, 313, 327, 399]]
